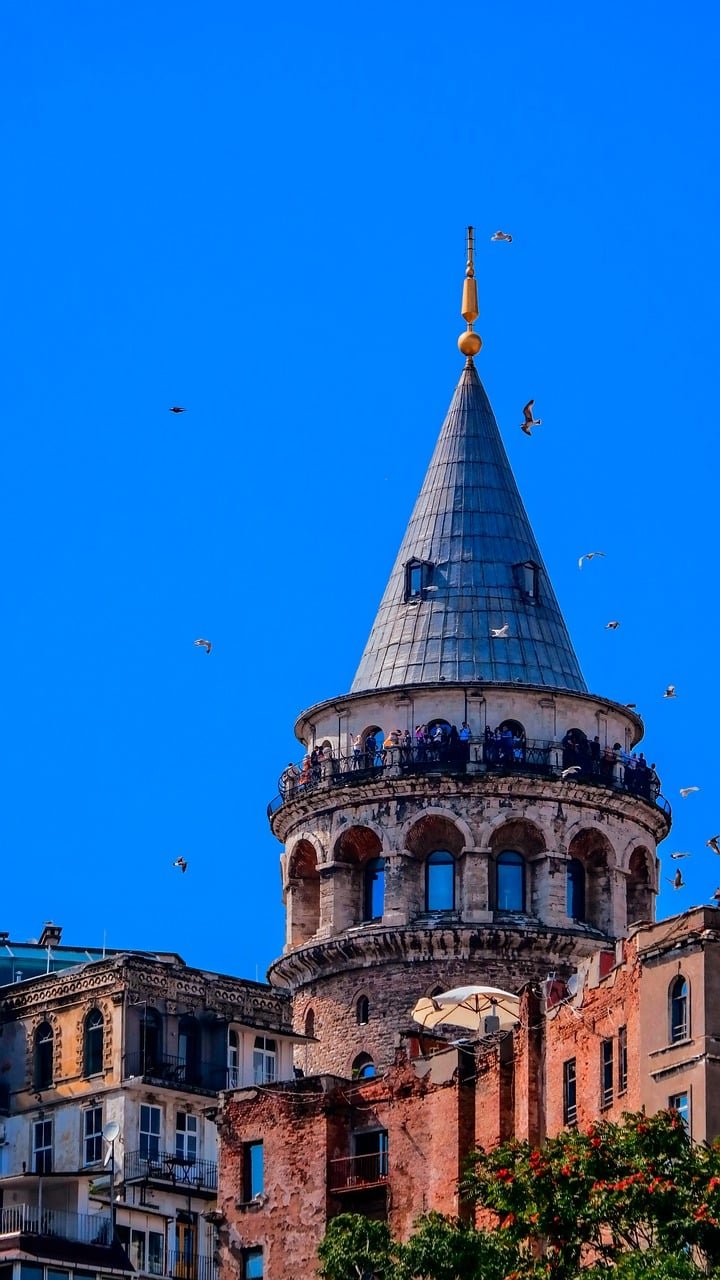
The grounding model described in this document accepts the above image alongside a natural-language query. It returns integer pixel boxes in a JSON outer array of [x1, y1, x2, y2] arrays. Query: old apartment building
[[0, 929, 301, 1280]]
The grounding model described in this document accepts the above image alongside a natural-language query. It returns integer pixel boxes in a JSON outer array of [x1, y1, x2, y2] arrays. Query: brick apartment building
[[213, 237, 686, 1279]]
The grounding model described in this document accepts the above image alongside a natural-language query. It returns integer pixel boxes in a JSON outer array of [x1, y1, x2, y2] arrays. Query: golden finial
[[458, 226, 482, 360]]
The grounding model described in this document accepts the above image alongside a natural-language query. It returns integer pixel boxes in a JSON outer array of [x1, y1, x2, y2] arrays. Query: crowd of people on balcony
[[279, 719, 660, 803]]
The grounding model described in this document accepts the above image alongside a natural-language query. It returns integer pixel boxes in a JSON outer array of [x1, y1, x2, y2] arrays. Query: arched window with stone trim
[[84, 1008, 104, 1077], [425, 850, 455, 911], [356, 995, 369, 1026], [304, 1008, 315, 1038], [287, 840, 321, 947], [334, 826, 385, 930], [670, 976, 689, 1043], [567, 829, 613, 933], [352, 1052, 375, 1079], [34, 1022, 53, 1090], [361, 727, 384, 766], [496, 851, 526, 912], [567, 858, 586, 921], [626, 847, 653, 925]]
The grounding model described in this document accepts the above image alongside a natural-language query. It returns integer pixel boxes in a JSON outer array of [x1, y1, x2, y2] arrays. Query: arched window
[[362, 727, 384, 766], [84, 1009, 104, 1076], [178, 1015, 200, 1085], [34, 1022, 53, 1090], [352, 1053, 376, 1079], [363, 857, 385, 921], [139, 1007, 162, 1073], [356, 996, 369, 1026], [304, 1008, 315, 1038], [496, 851, 525, 912], [227, 1029, 240, 1088], [670, 976, 689, 1043], [425, 850, 455, 911], [567, 859, 586, 921]]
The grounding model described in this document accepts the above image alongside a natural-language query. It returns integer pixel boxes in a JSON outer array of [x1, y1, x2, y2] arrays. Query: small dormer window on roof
[[404, 558, 433, 602], [513, 560, 540, 603]]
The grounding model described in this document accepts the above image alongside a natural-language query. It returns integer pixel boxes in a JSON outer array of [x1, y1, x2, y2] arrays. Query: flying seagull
[[605, 621, 620, 630], [173, 857, 188, 874], [670, 851, 692, 860], [711, 887, 720, 903], [578, 552, 606, 569], [520, 401, 542, 435], [679, 786, 700, 798], [169, 406, 187, 414], [194, 638, 212, 654], [490, 624, 510, 638], [663, 685, 677, 699], [491, 230, 513, 243], [667, 870, 685, 889], [707, 835, 720, 855], [561, 766, 582, 780]]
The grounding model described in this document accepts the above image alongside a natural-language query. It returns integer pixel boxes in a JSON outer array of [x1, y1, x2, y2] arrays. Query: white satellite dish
[[566, 974, 579, 997], [102, 1120, 120, 1142]]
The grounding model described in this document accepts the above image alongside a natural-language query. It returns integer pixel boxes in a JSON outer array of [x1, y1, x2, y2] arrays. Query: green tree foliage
[[318, 1111, 720, 1280]]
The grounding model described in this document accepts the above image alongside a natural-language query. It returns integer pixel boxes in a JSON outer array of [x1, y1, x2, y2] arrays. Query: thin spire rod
[[458, 225, 482, 362]]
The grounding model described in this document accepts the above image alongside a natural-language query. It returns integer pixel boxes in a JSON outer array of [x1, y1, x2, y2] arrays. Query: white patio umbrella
[[411, 985, 520, 1035]]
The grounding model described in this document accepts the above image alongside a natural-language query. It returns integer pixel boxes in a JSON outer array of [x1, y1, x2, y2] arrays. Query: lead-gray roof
[[351, 360, 587, 693]]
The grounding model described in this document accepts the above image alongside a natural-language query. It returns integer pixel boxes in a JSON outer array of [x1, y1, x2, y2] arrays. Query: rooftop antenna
[[458, 226, 482, 363]]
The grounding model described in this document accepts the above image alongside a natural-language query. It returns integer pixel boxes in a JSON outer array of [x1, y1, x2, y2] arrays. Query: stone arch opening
[[287, 839, 321, 947], [404, 815, 465, 919], [489, 819, 546, 915], [562, 726, 589, 769], [626, 846, 654, 926], [360, 726, 384, 765], [332, 826, 384, 928], [567, 829, 614, 934]]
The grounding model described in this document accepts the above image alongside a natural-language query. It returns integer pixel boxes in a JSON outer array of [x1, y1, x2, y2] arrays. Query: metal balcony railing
[[124, 1149, 218, 1192], [0, 1204, 112, 1245], [164, 1252, 218, 1280], [268, 739, 671, 819], [123, 1052, 228, 1094], [329, 1151, 389, 1192]]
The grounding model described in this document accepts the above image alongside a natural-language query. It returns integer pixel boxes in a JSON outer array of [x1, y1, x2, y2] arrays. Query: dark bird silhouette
[[670, 851, 692, 860], [491, 230, 513, 243], [605, 621, 620, 630], [194, 638, 212, 654], [664, 685, 677, 699], [707, 835, 720, 856], [667, 869, 685, 889], [173, 857, 188, 874], [169, 406, 187, 414]]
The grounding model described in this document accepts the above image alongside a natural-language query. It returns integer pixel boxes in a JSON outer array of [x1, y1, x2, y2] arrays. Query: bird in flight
[[578, 552, 606, 569], [625, 703, 637, 709], [670, 851, 692, 860], [707, 835, 720, 855], [490, 624, 510, 638], [194, 638, 212, 654], [520, 401, 542, 435], [606, 621, 620, 630], [173, 857, 188, 874], [663, 685, 677, 699], [679, 786, 700, 798], [561, 766, 582, 780], [668, 869, 685, 889], [491, 230, 513, 243], [169, 406, 187, 414], [711, 887, 720, 904]]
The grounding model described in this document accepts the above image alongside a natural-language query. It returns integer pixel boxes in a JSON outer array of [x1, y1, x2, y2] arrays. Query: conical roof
[[351, 361, 586, 693]]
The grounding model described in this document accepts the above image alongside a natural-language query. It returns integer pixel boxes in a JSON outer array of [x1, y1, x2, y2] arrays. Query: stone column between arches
[[459, 847, 493, 922]]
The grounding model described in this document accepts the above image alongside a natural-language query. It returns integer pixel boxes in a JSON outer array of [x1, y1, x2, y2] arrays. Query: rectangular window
[[33, 1118, 52, 1173], [601, 1039, 614, 1108], [176, 1111, 198, 1162], [669, 1091, 690, 1133], [83, 1105, 103, 1165], [563, 1058, 577, 1125], [148, 1230, 164, 1276], [618, 1026, 628, 1095], [243, 1249, 263, 1279], [253, 1037, 276, 1085], [243, 1142, 264, 1201], [140, 1103, 162, 1160], [131, 1230, 146, 1271]]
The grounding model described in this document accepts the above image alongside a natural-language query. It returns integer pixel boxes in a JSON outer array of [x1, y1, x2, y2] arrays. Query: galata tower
[[267, 230, 670, 1077]]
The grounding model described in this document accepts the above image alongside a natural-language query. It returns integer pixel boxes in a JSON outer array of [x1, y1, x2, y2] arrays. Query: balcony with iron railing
[[0, 1204, 113, 1246], [124, 1149, 218, 1193], [123, 1052, 229, 1095], [164, 1252, 218, 1280], [268, 740, 671, 819], [328, 1151, 389, 1192]]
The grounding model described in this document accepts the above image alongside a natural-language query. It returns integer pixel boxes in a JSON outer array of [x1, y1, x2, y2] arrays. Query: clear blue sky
[[1, 1, 717, 978]]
